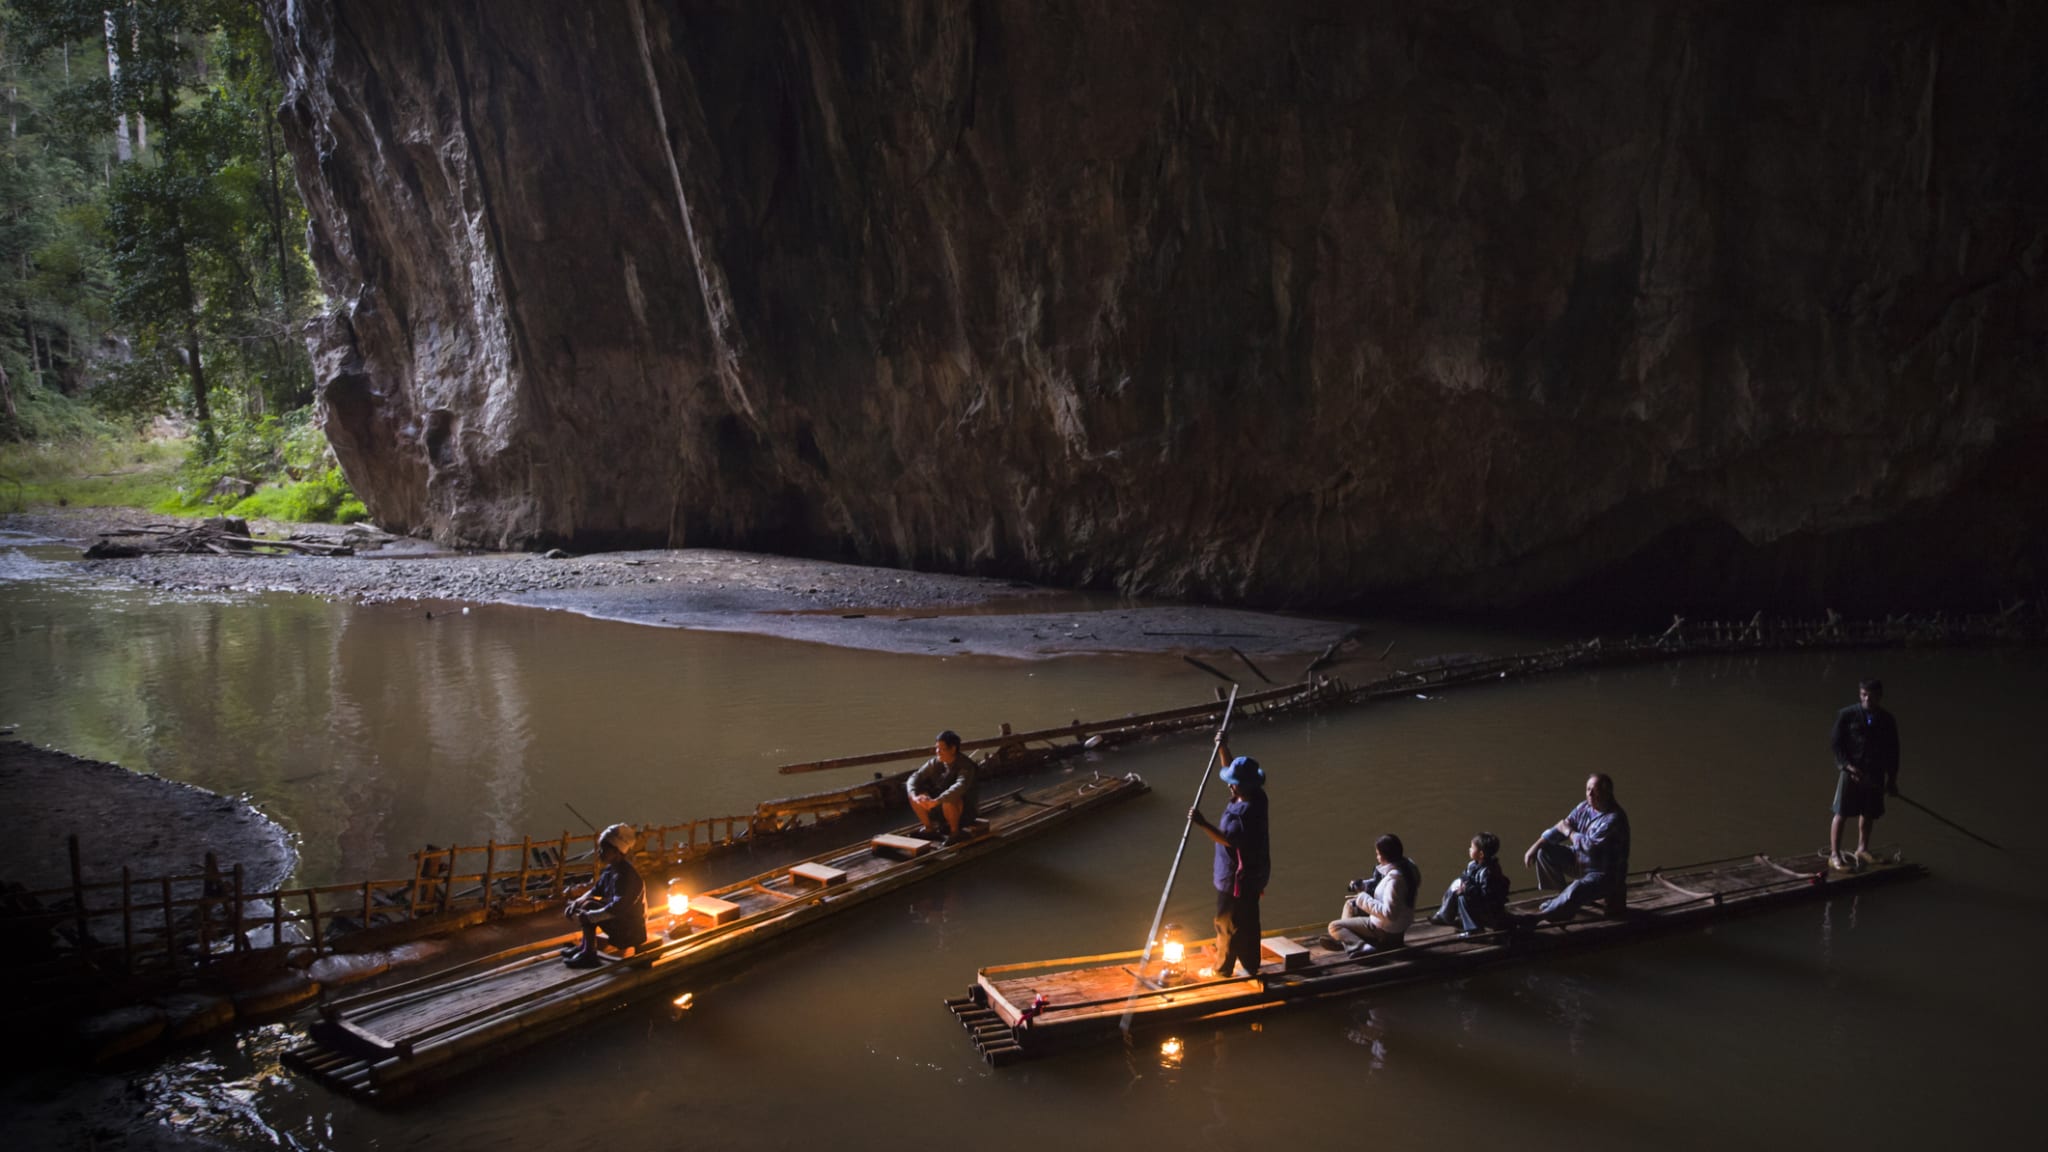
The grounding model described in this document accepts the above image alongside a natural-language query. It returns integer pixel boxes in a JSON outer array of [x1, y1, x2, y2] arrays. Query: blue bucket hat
[[1219, 756, 1264, 789]]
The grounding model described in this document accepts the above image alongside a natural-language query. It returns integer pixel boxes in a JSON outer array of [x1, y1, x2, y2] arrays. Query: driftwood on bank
[[84, 518, 356, 558]]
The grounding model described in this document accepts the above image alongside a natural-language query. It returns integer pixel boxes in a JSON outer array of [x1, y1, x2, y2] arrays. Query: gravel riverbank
[[6, 508, 1358, 660]]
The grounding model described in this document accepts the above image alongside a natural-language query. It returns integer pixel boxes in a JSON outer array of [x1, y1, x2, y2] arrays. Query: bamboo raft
[[947, 851, 1924, 1065], [284, 771, 1147, 1100]]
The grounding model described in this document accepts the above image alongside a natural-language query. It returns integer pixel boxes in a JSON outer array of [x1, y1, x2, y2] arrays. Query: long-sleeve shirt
[[581, 858, 648, 946], [1545, 801, 1630, 881], [1455, 857, 1510, 918], [1212, 788, 1271, 897], [1831, 704, 1900, 789], [1348, 860, 1415, 936], [907, 752, 976, 805]]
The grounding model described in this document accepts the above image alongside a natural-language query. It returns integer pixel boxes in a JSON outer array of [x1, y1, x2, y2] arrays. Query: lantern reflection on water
[[1160, 1037, 1184, 1067]]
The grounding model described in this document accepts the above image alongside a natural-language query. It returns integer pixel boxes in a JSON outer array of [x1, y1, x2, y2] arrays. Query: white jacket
[[1347, 866, 1414, 936]]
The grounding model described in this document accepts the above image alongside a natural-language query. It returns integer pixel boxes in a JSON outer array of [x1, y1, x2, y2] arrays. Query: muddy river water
[[0, 540, 2036, 1150]]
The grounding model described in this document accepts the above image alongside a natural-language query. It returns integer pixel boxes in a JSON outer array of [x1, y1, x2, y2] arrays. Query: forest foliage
[[2, 0, 360, 521]]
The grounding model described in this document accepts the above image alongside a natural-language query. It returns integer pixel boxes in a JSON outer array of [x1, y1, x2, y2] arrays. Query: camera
[[1346, 877, 1367, 893]]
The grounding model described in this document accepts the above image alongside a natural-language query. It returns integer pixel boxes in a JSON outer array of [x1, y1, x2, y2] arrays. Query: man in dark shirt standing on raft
[[563, 823, 648, 968], [1189, 740, 1271, 979], [908, 730, 980, 845], [1829, 678, 1900, 872]]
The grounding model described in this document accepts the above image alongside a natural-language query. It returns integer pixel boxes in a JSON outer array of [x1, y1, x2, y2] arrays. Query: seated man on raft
[[907, 729, 981, 845], [1326, 833, 1420, 957], [562, 823, 649, 968], [1522, 773, 1631, 923]]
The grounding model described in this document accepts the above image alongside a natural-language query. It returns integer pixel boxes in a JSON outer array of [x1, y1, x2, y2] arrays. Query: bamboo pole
[[232, 863, 246, 952], [481, 840, 495, 912], [552, 832, 568, 898], [362, 880, 373, 932], [120, 866, 133, 973], [439, 845, 454, 914], [67, 834, 90, 961], [517, 836, 531, 901], [309, 888, 323, 951], [271, 880, 284, 950], [408, 848, 425, 921], [1121, 685, 1239, 1036], [161, 877, 175, 962]]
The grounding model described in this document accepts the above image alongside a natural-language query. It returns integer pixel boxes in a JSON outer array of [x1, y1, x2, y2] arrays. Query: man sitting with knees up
[[562, 823, 648, 969], [907, 729, 981, 845]]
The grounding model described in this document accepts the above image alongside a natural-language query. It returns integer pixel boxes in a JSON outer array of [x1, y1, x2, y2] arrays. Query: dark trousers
[[1214, 888, 1263, 978], [1433, 887, 1512, 932], [1530, 841, 1624, 921], [574, 914, 646, 955]]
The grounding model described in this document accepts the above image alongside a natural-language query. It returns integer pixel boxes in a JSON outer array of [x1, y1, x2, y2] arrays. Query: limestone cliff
[[264, 0, 2047, 614]]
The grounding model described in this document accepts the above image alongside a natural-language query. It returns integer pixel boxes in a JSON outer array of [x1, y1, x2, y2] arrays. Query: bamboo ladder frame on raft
[[1121, 684, 1239, 1036]]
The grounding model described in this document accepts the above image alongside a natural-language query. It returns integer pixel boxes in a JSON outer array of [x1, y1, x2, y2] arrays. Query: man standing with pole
[[1188, 737, 1270, 980], [1829, 678, 1900, 871]]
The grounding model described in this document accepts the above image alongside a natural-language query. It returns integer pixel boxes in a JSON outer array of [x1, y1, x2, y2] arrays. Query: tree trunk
[[0, 361, 16, 424], [105, 11, 132, 162], [265, 114, 291, 313]]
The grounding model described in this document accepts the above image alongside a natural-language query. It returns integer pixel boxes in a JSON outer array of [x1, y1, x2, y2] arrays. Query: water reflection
[[2, 549, 2041, 1149]]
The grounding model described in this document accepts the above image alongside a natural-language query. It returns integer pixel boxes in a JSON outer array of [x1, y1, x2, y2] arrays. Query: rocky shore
[[0, 741, 295, 895], [11, 508, 1359, 660]]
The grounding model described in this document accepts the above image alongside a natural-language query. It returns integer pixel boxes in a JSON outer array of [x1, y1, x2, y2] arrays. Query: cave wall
[[264, 0, 2048, 613]]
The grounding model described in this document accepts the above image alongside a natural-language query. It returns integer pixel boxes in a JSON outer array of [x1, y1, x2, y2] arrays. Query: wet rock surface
[[264, 0, 2048, 614]]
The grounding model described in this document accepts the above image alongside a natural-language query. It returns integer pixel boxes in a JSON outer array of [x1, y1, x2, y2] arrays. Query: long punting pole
[[1896, 792, 2003, 851], [1120, 685, 1239, 1036]]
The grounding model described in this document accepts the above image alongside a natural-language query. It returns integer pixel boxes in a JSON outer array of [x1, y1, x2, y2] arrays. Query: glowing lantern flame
[[667, 882, 690, 918], [1160, 1038, 1183, 1062], [1162, 941, 1185, 966], [672, 992, 694, 1011]]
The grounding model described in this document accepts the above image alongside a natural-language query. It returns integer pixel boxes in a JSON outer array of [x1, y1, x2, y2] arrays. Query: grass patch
[[3, 407, 370, 526], [0, 435, 189, 515], [221, 469, 369, 524]]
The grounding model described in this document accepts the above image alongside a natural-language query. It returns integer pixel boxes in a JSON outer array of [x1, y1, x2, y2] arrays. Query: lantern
[[666, 879, 690, 918], [1158, 923, 1185, 982]]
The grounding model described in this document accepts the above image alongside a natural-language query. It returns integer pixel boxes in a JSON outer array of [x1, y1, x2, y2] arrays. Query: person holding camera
[[1324, 833, 1419, 957]]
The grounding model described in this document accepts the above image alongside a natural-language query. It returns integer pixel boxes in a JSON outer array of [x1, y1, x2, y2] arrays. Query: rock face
[[264, 0, 2047, 614]]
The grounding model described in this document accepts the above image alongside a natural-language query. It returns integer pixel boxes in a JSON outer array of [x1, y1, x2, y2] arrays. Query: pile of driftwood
[[83, 518, 356, 559]]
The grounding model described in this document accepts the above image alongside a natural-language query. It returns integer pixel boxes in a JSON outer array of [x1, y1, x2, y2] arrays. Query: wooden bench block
[[871, 833, 933, 858], [1260, 935, 1312, 970], [686, 895, 742, 927], [789, 862, 848, 887], [868, 828, 933, 856]]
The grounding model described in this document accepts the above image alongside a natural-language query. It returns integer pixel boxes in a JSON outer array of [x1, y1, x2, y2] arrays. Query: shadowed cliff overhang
[[263, 0, 2048, 617]]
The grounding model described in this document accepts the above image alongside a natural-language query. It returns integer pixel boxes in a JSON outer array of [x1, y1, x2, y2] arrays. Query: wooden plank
[[788, 862, 847, 887], [686, 895, 743, 928], [870, 833, 933, 858], [1260, 935, 1312, 970]]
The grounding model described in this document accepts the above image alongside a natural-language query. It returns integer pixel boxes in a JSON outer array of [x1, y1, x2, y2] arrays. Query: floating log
[[953, 851, 1924, 1063]]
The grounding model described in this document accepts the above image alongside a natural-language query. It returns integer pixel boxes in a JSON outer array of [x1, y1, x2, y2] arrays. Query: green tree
[[4, 0, 318, 448]]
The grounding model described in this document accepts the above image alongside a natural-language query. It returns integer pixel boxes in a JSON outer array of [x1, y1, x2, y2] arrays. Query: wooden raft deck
[[949, 852, 1923, 1064], [286, 772, 1148, 1100]]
